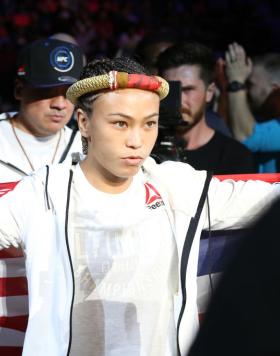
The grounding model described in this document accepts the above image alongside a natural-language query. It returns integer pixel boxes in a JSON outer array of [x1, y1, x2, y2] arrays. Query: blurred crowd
[[1, 0, 280, 173], [1, 0, 280, 111]]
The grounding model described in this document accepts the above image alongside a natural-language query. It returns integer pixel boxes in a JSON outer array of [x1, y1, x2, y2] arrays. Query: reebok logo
[[144, 182, 164, 210]]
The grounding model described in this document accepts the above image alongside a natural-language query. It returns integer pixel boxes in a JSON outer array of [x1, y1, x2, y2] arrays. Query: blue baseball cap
[[16, 38, 84, 87]]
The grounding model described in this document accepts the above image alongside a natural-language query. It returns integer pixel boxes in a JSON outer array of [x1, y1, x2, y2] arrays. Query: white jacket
[[0, 157, 278, 356]]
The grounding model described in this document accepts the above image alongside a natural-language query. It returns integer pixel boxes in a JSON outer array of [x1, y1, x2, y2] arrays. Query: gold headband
[[66, 71, 169, 105]]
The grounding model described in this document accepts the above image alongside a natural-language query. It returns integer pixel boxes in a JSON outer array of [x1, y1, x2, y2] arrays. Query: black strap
[[59, 129, 78, 163], [65, 170, 75, 356], [45, 165, 51, 210], [176, 170, 212, 356]]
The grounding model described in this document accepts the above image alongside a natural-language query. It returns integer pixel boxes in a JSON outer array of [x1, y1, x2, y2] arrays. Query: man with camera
[[157, 41, 255, 174]]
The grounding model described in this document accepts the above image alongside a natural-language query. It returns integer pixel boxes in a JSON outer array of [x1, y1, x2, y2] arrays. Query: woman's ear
[[14, 79, 24, 100], [77, 108, 90, 138]]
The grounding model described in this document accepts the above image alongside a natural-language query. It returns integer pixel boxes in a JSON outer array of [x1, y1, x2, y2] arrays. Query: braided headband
[[66, 71, 169, 105]]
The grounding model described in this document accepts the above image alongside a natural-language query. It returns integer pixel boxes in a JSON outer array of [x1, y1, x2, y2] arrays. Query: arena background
[[1, 0, 280, 111]]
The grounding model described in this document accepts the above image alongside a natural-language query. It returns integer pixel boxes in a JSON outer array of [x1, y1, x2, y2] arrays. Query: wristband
[[227, 81, 246, 92]]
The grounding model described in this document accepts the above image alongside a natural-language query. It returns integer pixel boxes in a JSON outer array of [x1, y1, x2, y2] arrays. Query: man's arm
[[225, 42, 255, 141], [227, 90, 255, 140]]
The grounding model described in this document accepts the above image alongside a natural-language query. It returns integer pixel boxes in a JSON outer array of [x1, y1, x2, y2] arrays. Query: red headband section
[[109, 71, 162, 91]]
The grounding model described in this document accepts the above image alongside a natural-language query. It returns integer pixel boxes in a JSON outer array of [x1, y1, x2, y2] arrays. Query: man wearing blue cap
[[0, 38, 84, 353], [0, 38, 84, 182]]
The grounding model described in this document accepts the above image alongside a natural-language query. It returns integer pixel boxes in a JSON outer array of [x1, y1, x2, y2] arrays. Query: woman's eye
[[146, 121, 157, 128], [114, 121, 127, 128]]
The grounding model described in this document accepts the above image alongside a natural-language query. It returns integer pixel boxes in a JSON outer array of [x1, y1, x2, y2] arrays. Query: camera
[[151, 80, 188, 162]]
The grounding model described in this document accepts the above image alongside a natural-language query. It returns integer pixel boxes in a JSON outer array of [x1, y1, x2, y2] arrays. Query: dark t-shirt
[[182, 131, 255, 174], [206, 110, 232, 137]]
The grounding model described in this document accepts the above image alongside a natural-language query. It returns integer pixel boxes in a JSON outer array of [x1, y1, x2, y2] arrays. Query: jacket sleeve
[[206, 177, 280, 230], [0, 177, 37, 249]]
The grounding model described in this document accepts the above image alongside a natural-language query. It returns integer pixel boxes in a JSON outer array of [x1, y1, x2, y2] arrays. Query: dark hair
[[77, 57, 148, 116], [133, 30, 177, 71], [157, 41, 215, 85], [80, 56, 148, 79], [76, 57, 148, 155]]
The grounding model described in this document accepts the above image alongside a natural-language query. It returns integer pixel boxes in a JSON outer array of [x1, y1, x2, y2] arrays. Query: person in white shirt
[[0, 37, 84, 182], [0, 57, 279, 356], [0, 37, 84, 351]]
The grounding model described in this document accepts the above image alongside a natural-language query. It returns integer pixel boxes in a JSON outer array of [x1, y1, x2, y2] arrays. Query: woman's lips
[[122, 157, 143, 165]]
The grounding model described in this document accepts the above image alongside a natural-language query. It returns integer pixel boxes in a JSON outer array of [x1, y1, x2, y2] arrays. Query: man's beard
[[176, 103, 206, 134]]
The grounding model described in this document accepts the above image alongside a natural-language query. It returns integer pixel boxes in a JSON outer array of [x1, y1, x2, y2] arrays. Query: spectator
[[0, 56, 279, 356], [157, 41, 255, 174], [225, 42, 280, 172], [0, 37, 84, 353], [225, 42, 280, 139], [0, 38, 84, 182], [133, 30, 178, 74], [49, 32, 87, 130], [134, 33, 232, 138], [50, 32, 81, 47]]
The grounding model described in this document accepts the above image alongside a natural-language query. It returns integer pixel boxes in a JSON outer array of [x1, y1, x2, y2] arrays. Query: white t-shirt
[[69, 164, 179, 356], [0, 115, 81, 181], [10, 126, 62, 170]]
